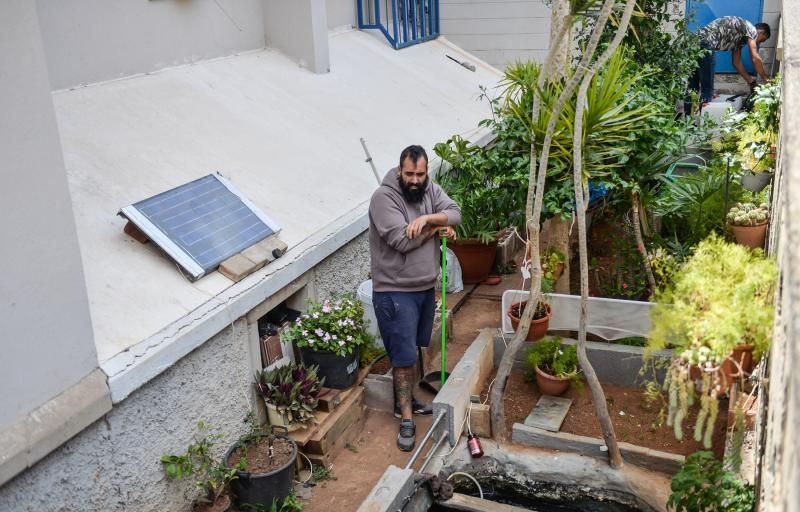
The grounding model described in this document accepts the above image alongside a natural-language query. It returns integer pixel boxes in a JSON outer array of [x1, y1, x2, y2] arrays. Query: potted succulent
[[524, 337, 580, 396], [646, 235, 777, 448], [255, 363, 323, 432], [224, 414, 298, 511], [507, 299, 552, 341], [161, 421, 239, 512], [433, 136, 526, 283], [281, 297, 369, 389], [727, 202, 769, 249]]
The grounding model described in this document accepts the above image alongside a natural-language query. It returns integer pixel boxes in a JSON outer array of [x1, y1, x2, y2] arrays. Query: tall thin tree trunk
[[632, 191, 657, 294], [490, 0, 618, 439], [549, 0, 571, 79], [571, 0, 638, 469]]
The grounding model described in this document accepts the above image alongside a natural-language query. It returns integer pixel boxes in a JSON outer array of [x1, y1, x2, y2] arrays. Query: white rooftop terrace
[[52, 28, 500, 398]]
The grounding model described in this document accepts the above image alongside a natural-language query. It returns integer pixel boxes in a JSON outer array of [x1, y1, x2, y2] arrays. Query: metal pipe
[[404, 410, 446, 470], [419, 431, 448, 473]]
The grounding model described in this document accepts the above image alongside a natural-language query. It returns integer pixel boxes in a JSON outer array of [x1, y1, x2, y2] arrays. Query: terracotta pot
[[719, 344, 755, 389], [730, 223, 768, 249], [449, 238, 498, 284], [535, 365, 571, 396], [508, 302, 551, 341]]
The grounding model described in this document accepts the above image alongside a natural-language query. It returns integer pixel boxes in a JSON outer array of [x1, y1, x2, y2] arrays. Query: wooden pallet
[[291, 386, 365, 467]]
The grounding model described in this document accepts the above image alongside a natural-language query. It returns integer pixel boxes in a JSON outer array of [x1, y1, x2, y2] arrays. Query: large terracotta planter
[[507, 302, 551, 341], [535, 365, 570, 396], [730, 223, 768, 249], [450, 238, 498, 284]]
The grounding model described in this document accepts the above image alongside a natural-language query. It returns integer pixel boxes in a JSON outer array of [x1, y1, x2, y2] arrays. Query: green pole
[[441, 236, 447, 388]]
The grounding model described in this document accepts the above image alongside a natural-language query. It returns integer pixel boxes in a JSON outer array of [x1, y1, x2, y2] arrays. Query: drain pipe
[[404, 409, 447, 470]]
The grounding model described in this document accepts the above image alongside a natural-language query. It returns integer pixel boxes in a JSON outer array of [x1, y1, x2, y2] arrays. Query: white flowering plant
[[281, 297, 370, 357]]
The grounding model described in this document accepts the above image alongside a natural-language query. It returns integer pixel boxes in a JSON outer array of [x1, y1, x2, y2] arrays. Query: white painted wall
[[263, 0, 330, 73], [328, 0, 357, 28], [440, 0, 551, 69], [35, 0, 266, 90], [0, 0, 98, 428]]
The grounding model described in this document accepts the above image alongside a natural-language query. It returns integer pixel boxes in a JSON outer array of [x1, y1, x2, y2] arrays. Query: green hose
[[441, 236, 447, 388]]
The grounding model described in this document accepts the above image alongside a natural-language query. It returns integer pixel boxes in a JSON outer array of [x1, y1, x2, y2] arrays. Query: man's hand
[[438, 226, 457, 240], [406, 214, 430, 240]]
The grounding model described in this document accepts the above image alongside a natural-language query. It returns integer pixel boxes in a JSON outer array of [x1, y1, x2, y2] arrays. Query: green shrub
[[668, 451, 755, 512], [524, 337, 580, 388]]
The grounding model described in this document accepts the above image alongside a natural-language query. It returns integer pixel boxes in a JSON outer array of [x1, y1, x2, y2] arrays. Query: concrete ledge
[[493, 336, 671, 388], [511, 423, 684, 475], [364, 374, 394, 412], [433, 329, 495, 445], [358, 466, 430, 512], [0, 369, 112, 486]]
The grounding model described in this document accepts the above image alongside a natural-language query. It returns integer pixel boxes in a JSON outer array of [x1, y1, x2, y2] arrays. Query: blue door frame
[[686, 0, 765, 73], [358, 0, 440, 49]]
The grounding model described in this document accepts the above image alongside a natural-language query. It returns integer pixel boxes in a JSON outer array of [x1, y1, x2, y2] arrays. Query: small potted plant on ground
[[524, 337, 580, 396], [255, 363, 323, 432], [281, 297, 369, 389], [727, 202, 769, 249], [161, 421, 239, 512], [224, 413, 298, 511], [507, 299, 552, 341], [646, 235, 777, 448]]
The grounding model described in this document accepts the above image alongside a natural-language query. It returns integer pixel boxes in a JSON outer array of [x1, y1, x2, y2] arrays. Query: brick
[[218, 253, 260, 282], [465, 403, 491, 438], [123, 221, 149, 244]]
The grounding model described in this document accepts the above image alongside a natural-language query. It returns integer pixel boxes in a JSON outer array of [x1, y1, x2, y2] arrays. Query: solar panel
[[120, 173, 280, 280]]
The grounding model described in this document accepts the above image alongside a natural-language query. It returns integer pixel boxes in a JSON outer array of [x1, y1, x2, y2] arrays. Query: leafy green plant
[[281, 297, 369, 357], [727, 202, 769, 227], [541, 247, 566, 293], [524, 337, 580, 387], [433, 134, 526, 243], [242, 490, 304, 512], [256, 363, 323, 426], [668, 451, 755, 512], [647, 235, 777, 445], [160, 421, 240, 505]]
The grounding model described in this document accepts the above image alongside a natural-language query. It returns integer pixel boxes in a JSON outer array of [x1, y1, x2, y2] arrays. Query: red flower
[[622, 283, 629, 289]]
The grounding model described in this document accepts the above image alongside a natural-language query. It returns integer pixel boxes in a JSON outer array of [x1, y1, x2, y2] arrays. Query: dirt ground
[[485, 368, 728, 458]]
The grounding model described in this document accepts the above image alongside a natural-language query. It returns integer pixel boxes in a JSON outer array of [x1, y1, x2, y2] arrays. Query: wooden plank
[[443, 493, 529, 512], [123, 221, 149, 243], [305, 387, 364, 455], [317, 388, 342, 412]]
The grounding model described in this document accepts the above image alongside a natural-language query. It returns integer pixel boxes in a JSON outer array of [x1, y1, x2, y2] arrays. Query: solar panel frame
[[119, 173, 281, 281]]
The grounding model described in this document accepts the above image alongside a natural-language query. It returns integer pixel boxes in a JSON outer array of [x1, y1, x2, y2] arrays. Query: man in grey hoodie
[[369, 145, 461, 451]]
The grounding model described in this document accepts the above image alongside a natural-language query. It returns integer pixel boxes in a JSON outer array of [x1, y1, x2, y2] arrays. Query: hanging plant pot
[[449, 238, 498, 284], [264, 402, 303, 432], [730, 223, 768, 249], [534, 365, 570, 396], [740, 171, 774, 192], [507, 302, 551, 341], [224, 431, 297, 510], [299, 346, 360, 389]]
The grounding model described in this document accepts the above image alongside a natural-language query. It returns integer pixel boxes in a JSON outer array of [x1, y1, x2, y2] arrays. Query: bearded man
[[368, 145, 461, 451]]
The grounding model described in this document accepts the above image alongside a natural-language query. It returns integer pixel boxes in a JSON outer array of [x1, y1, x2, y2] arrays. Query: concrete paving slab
[[523, 395, 572, 432]]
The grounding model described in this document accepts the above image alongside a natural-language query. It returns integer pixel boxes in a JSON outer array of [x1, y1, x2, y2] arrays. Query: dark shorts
[[372, 288, 435, 368]]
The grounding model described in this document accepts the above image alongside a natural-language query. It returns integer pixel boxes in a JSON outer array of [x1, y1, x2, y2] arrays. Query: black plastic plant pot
[[300, 346, 360, 389], [224, 433, 297, 510]]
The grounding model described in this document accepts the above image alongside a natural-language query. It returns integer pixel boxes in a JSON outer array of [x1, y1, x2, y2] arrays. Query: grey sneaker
[[397, 419, 416, 452], [394, 397, 433, 418]]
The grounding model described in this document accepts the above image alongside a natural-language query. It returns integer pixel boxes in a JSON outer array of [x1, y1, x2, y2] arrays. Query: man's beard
[[398, 175, 429, 204]]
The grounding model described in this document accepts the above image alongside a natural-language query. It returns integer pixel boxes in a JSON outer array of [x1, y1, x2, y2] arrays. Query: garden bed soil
[[227, 437, 295, 473], [481, 369, 727, 458], [192, 495, 231, 512]]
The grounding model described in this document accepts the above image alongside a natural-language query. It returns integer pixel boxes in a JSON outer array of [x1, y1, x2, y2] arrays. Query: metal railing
[[358, 0, 440, 49]]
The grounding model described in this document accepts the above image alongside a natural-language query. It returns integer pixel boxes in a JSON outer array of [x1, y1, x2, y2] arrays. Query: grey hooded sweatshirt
[[369, 168, 461, 292]]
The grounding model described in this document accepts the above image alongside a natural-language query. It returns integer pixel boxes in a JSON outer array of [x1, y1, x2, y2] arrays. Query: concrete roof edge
[[100, 201, 369, 403]]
